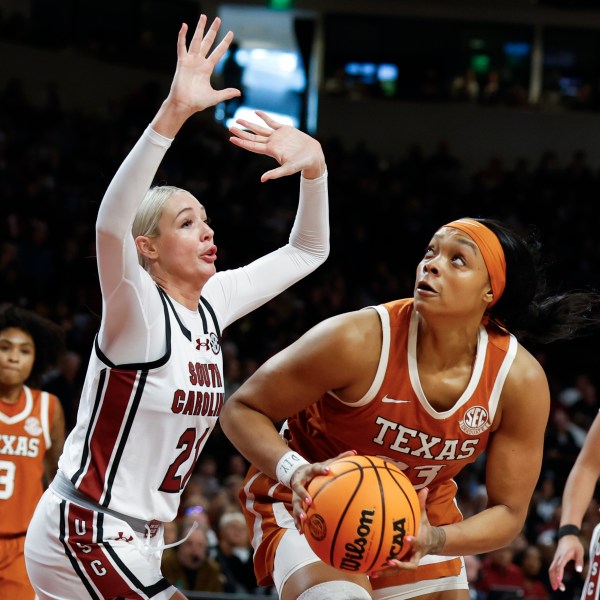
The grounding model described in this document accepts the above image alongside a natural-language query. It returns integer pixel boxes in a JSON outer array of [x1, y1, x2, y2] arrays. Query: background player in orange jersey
[[221, 218, 600, 600], [549, 410, 600, 599], [0, 304, 65, 600]]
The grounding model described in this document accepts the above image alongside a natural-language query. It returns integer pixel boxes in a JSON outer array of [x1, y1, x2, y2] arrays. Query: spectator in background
[[531, 477, 561, 540], [0, 304, 65, 600], [476, 545, 526, 599], [569, 374, 598, 431], [450, 68, 480, 103], [228, 452, 249, 479], [514, 546, 550, 600], [161, 523, 225, 594], [543, 407, 584, 490], [42, 349, 81, 433], [481, 69, 502, 106], [180, 496, 219, 557], [215, 511, 259, 594], [192, 455, 221, 501], [163, 519, 180, 547], [464, 554, 483, 599]]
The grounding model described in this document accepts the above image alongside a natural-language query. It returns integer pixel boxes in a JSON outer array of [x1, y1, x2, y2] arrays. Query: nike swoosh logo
[[382, 395, 411, 404]]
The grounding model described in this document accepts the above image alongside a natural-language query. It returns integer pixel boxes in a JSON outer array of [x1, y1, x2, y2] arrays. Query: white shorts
[[272, 527, 469, 600], [24, 489, 177, 600], [371, 557, 468, 600], [272, 528, 322, 594]]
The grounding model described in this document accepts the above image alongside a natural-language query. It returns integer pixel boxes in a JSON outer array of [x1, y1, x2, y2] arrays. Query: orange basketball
[[303, 455, 420, 574]]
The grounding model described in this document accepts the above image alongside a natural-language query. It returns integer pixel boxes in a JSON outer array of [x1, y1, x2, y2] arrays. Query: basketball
[[303, 455, 420, 574]]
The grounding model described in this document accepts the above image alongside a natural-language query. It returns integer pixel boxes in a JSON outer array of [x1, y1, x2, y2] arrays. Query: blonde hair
[[218, 511, 246, 531], [132, 185, 184, 271]]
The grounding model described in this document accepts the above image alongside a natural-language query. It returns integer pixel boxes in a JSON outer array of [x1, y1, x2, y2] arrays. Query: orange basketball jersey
[[0, 386, 56, 535], [241, 298, 518, 587]]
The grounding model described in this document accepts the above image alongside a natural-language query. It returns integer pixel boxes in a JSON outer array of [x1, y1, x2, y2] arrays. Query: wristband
[[276, 450, 309, 488], [557, 524, 581, 540]]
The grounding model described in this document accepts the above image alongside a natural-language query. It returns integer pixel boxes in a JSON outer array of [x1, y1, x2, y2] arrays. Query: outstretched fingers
[[255, 110, 283, 130], [186, 15, 218, 56], [199, 16, 222, 56], [188, 14, 208, 54], [208, 30, 235, 66], [187, 15, 232, 65], [233, 118, 274, 138], [229, 133, 268, 155], [176, 22, 190, 60]]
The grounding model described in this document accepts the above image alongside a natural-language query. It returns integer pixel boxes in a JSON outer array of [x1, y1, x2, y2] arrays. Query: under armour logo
[[196, 338, 210, 350], [196, 333, 221, 355], [114, 532, 133, 543]]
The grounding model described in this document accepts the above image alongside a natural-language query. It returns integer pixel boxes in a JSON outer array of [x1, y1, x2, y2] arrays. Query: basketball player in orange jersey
[[0, 304, 65, 600], [220, 218, 600, 600], [549, 410, 600, 599]]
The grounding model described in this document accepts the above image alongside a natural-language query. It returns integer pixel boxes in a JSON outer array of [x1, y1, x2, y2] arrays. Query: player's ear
[[135, 236, 158, 260], [482, 283, 494, 306]]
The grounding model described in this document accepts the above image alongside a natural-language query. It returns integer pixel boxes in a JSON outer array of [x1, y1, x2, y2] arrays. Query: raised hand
[[152, 15, 240, 137], [229, 111, 326, 181], [168, 15, 240, 113]]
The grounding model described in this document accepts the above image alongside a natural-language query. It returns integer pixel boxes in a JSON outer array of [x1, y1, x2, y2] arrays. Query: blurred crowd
[[1, 70, 599, 598]]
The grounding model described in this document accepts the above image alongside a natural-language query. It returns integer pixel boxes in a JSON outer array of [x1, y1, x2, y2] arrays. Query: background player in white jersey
[[549, 410, 600, 599], [0, 304, 65, 600], [24, 14, 330, 600]]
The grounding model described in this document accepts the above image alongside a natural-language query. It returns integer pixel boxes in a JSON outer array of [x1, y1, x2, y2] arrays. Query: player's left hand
[[289, 450, 357, 533], [368, 488, 439, 578], [229, 111, 326, 182]]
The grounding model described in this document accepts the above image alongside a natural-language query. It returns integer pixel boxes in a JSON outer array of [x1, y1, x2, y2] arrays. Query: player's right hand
[[290, 450, 357, 532], [549, 536, 585, 591]]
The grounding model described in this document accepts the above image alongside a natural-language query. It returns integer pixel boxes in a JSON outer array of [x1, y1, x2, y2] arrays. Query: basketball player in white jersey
[[549, 410, 600, 599], [24, 14, 330, 600]]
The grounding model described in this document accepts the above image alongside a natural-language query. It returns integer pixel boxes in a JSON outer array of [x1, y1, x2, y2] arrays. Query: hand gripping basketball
[[301, 455, 420, 575]]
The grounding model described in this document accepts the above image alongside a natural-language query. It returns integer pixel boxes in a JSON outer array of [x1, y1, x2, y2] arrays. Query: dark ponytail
[[475, 218, 600, 345]]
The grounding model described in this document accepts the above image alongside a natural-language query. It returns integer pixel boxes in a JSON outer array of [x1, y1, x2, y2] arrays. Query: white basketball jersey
[[58, 288, 224, 522]]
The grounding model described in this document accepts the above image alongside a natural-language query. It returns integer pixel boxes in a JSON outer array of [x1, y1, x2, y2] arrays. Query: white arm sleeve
[[95, 128, 329, 364], [203, 172, 329, 328], [95, 127, 173, 365]]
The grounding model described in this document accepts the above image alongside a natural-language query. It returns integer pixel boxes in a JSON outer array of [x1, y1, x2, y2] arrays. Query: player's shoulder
[[502, 341, 549, 405], [31, 387, 60, 409], [303, 308, 382, 361], [315, 307, 380, 335]]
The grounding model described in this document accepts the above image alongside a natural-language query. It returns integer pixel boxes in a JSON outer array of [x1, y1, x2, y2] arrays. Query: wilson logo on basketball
[[340, 509, 375, 571], [307, 514, 327, 541], [459, 406, 491, 436]]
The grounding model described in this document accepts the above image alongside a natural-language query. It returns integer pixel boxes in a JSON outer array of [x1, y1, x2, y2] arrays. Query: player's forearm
[[289, 172, 330, 259], [436, 505, 525, 556], [220, 400, 290, 481], [150, 97, 197, 139], [559, 463, 597, 526]]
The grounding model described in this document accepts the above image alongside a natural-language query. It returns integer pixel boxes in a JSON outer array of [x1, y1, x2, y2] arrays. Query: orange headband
[[444, 218, 506, 307]]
